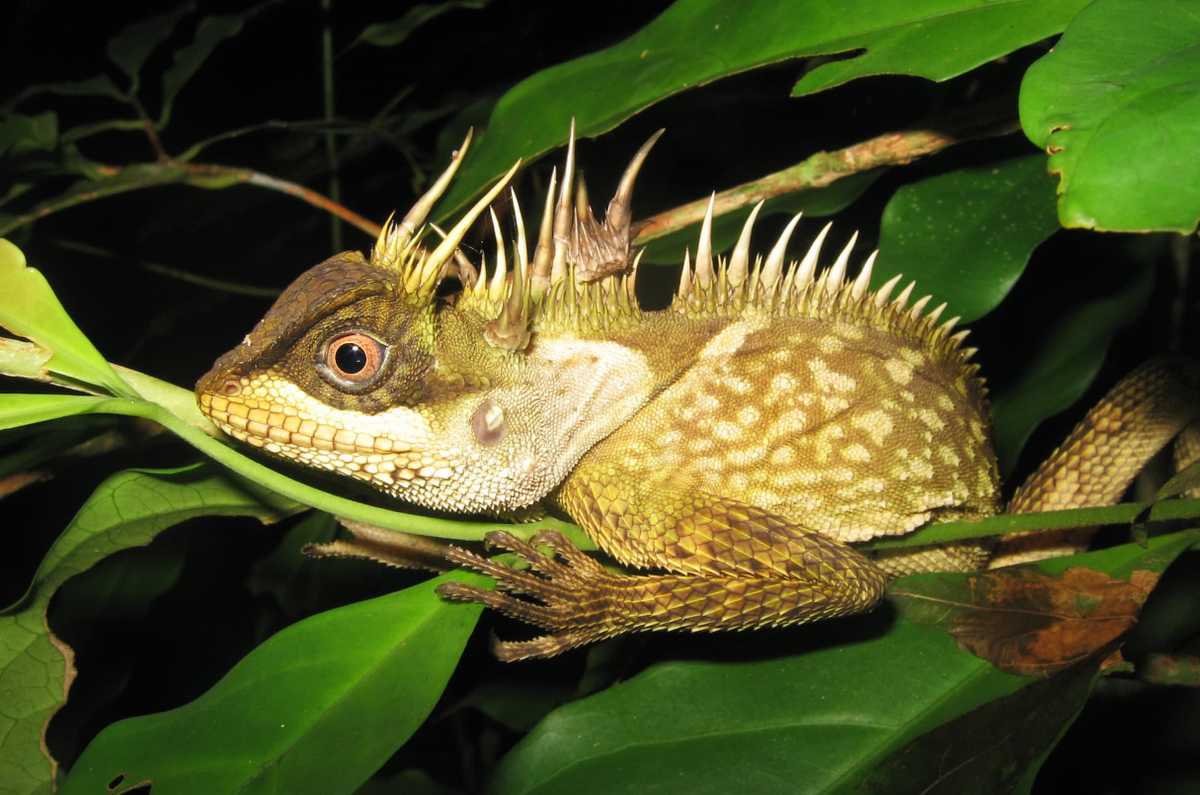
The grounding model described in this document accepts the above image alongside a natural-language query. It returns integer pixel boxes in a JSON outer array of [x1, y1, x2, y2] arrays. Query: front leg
[[437, 475, 887, 661]]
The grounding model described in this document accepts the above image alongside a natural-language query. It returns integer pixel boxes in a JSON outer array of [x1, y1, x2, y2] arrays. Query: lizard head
[[196, 125, 660, 512]]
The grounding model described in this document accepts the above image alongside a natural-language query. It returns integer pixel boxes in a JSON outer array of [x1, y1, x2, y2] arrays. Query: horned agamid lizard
[[196, 128, 1200, 661]]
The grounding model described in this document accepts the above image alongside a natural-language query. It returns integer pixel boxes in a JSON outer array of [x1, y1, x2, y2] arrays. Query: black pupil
[[335, 342, 367, 374]]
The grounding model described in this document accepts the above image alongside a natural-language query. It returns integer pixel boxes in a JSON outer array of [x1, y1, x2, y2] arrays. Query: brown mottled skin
[[196, 133, 1200, 660]]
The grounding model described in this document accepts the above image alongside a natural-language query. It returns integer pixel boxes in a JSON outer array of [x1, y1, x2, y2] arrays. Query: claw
[[529, 529, 606, 573], [437, 529, 621, 660]]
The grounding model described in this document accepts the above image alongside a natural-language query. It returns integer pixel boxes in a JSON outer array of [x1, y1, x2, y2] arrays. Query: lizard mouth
[[196, 373, 453, 498]]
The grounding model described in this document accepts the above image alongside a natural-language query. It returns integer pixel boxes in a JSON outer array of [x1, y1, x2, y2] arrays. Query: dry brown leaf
[[891, 567, 1157, 677]]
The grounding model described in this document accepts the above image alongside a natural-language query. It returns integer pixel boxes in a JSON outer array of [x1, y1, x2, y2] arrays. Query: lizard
[[195, 127, 1200, 661]]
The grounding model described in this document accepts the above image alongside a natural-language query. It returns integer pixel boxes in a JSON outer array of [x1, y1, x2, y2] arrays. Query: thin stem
[[244, 169, 378, 236], [635, 97, 1020, 244], [0, 161, 381, 239]]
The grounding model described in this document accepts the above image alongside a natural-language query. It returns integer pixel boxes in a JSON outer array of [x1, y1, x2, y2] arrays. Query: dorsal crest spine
[[368, 122, 973, 367]]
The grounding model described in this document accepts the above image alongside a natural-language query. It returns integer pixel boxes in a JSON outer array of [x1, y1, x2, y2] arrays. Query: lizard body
[[197, 130, 1199, 660]]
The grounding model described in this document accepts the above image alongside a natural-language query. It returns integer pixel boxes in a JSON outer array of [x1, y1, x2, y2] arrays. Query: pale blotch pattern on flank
[[728, 445, 768, 468], [819, 395, 851, 414], [885, 359, 914, 385], [808, 358, 857, 393], [774, 468, 823, 489], [900, 390, 916, 403], [695, 392, 721, 412], [657, 449, 684, 468], [737, 406, 761, 427], [794, 493, 825, 512], [850, 410, 895, 446], [834, 323, 866, 341], [771, 372, 797, 392], [839, 477, 885, 496], [698, 317, 765, 358], [938, 445, 962, 467], [689, 437, 714, 453], [937, 394, 956, 412], [817, 335, 845, 354], [908, 455, 935, 480], [723, 376, 753, 394], [813, 424, 846, 463], [976, 467, 995, 498], [840, 442, 872, 462], [917, 408, 947, 431], [770, 445, 795, 465], [899, 347, 928, 367], [714, 420, 743, 441], [768, 408, 809, 439]]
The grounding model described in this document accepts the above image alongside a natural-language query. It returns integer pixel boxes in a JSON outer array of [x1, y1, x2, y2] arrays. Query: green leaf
[[792, 0, 1091, 96], [7, 75, 129, 106], [858, 662, 1096, 794], [436, 0, 1091, 217], [1158, 459, 1200, 501], [354, 1, 491, 49], [988, 255, 1154, 476], [876, 155, 1061, 323], [58, 573, 483, 795], [158, 13, 246, 129], [0, 113, 58, 159], [488, 531, 1197, 795], [0, 241, 137, 399], [491, 622, 1030, 795], [0, 465, 295, 795], [1019, 0, 1200, 233], [105, 3, 196, 94]]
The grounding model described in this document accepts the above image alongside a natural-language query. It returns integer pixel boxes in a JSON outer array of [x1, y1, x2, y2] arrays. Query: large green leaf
[[58, 573, 483, 795], [1019, 0, 1200, 233], [876, 155, 1060, 324], [790, 0, 1091, 96], [488, 531, 1198, 795], [436, 0, 1091, 217], [0, 466, 295, 795]]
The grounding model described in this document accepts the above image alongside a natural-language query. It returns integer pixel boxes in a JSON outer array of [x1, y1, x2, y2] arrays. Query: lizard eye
[[318, 332, 389, 391]]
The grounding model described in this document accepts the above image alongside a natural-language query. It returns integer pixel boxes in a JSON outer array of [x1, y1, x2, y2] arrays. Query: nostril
[[221, 378, 241, 397]]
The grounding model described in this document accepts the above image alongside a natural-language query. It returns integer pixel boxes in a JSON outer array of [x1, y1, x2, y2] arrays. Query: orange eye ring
[[320, 332, 388, 389]]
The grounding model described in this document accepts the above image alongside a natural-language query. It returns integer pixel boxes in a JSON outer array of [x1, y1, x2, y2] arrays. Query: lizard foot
[[436, 530, 626, 661]]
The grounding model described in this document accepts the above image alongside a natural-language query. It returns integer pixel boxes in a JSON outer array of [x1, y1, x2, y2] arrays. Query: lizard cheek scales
[[196, 124, 1200, 661]]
